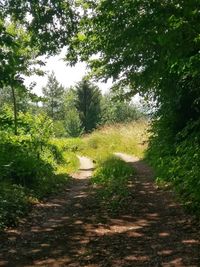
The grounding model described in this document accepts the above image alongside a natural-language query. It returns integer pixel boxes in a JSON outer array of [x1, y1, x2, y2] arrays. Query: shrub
[[64, 109, 83, 137], [147, 118, 200, 216], [0, 182, 29, 229], [0, 110, 71, 228]]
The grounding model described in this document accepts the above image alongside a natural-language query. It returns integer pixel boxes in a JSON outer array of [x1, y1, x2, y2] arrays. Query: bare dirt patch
[[0, 154, 199, 267]]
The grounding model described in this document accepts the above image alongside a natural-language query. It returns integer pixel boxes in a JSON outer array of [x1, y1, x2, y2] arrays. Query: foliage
[[0, 19, 41, 88], [50, 138, 82, 174], [146, 119, 200, 215], [0, 110, 76, 229], [1, 0, 77, 56], [52, 120, 66, 138], [0, 1, 77, 132], [92, 156, 134, 210], [0, 86, 38, 114], [0, 182, 29, 229], [42, 72, 65, 120], [64, 109, 83, 137], [74, 79, 102, 132], [66, 0, 200, 217], [101, 94, 143, 125], [0, 109, 54, 186], [62, 89, 84, 137], [67, 1, 200, 98]]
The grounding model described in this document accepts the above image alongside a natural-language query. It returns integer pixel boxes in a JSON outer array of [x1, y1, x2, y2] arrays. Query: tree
[[1, 0, 77, 56], [64, 109, 83, 137], [0, 21, 43, 135], [65, 1, 200, 210], [74, 79, 102, 132], [101, 93, 142, 125], [1, 0, 78, 134], [61, 88, 83, 137], [42, 72, 65, 120], [66, 0, 200, 129]]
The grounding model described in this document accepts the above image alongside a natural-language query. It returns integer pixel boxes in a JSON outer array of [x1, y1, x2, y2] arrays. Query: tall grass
[[50, 138, 82, 174], [81, 120, 148, 162]]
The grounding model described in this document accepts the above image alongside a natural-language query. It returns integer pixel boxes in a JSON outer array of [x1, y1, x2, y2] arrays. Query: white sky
[[24, 48, 141, 105], [24, 48, 113, 96]]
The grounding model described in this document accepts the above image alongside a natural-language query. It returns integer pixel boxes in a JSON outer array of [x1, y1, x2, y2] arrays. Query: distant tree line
[[40, 72, 144, 137]]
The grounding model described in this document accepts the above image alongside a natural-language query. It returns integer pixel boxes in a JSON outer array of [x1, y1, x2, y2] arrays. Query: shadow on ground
[[0, 157, 199, 267]]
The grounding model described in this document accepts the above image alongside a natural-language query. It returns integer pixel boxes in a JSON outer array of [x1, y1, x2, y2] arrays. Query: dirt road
[[0, 154, 199, 267]]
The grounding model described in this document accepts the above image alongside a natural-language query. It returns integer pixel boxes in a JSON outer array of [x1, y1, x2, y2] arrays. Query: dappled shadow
[[0, 157, 199, 267]]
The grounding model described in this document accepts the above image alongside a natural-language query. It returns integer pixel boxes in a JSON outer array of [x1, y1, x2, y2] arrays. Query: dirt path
[[0, 154, 199, 267]]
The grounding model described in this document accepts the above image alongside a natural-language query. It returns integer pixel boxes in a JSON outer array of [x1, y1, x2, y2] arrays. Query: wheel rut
[[0, 154, 199, 267]]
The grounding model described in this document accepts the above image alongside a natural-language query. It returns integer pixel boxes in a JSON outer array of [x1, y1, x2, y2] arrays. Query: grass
[[50, 137, 82, 174], [91, 156, 134, 211], [50, 120, 148, 211], [80, 120, 148, 211], [0, 121, 148, 229], [81, 120, 148, 162]]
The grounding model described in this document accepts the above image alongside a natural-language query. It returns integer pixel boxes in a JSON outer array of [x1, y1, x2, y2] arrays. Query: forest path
[[0, 154, 199, 266]]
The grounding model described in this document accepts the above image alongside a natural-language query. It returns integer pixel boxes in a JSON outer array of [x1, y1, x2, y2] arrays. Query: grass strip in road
[[91, 156, 134, 211]]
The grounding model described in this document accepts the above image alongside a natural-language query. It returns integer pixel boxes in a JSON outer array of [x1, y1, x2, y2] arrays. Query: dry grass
[[81, 120, 149, 162]]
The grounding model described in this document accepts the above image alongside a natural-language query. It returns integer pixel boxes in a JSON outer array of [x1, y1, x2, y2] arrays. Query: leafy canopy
[[66, 0, 200, 97]]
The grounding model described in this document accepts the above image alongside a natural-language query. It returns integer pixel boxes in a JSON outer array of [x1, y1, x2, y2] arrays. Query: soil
[[0, 154, 199, 267]]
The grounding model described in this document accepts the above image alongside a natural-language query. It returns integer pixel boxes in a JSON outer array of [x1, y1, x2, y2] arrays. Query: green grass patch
[[81, 120, 148, 162], [50, 137, 82, 174], [91, 156, 134, 211]]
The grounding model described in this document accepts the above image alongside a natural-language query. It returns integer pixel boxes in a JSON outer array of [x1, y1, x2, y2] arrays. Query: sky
[[24, 48, 113, 96]]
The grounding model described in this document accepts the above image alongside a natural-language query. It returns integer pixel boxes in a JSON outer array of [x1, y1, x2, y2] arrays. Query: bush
[[0, 110, 56, 187], [0, 182, 29, 229], [50, 138, 82, 174], [0, 109, 71, 228], [147, 118, 200, 216]]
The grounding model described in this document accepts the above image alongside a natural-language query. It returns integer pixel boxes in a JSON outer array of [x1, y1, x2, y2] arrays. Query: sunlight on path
[[114, 152, 140, 163], [0, 154, 199, 267], [72, 156, 94, 179]]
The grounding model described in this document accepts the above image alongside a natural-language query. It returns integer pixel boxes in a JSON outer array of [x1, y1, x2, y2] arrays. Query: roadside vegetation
[[81, 120, 148, 160], [0, 108, 71, 229], [0, 71, 146, 229], [146, 119, 200, 216]]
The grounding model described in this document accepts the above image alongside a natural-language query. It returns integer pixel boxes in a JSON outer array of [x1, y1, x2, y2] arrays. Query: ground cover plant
[[50, 137, 82, 174], [91, 156, 134, 211]]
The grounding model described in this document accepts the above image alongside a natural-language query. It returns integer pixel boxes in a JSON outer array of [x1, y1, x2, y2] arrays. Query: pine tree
[[42, 72, 65, 120], [74, 79, 101, 132]]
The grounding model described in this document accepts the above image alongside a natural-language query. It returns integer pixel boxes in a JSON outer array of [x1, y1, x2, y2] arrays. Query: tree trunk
[[11, 85, 18, 135]]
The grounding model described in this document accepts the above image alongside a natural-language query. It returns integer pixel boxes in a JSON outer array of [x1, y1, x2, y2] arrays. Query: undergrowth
[[0, 109, 81, 230], [147, 118, 200, 217]]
